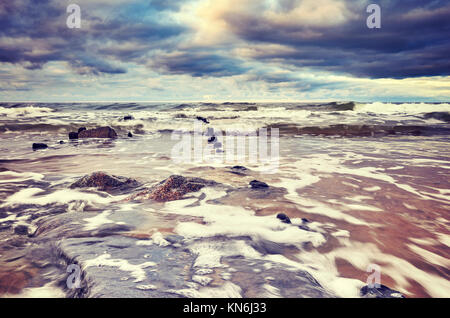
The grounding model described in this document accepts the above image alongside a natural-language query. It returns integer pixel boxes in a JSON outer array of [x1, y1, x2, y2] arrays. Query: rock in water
[[228, 166, 249, 176], [32, 143, 48, 150], [250, 180, 269, 189], [360, 284, 405, 298], [208, 136, 216, 143], [78, 127, 87, 133], [123, 115, 134, 121], [128, 132, 133, 138], [196, 116, 209, 124], [276, 213, 291, 224], [14, 225, 29, 235], [71, 172, 139, 192], [78, 127, 117, 139], [69, 132, 79, 140], [127, 175, 218, 202]]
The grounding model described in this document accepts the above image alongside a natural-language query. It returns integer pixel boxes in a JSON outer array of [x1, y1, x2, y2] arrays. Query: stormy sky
[[0, 0, 449, 102]]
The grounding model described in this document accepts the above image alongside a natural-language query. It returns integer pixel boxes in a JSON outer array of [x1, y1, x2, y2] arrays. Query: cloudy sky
[[0, 0, 449, 102]]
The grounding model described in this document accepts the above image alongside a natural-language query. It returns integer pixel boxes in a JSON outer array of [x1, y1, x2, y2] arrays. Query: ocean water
[[0, 101, 449, 298]]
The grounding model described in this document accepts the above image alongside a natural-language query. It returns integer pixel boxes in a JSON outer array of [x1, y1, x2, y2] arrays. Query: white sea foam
[[407, 244, 450, 268], [0, 105, 55, 118], [84, 253, 156, 283], [354, 102, 450, 114], [2, 188, 124, 207], [0, 171, 44, 183], [4, 282, 65, 298], [83, 210, 125, 231]]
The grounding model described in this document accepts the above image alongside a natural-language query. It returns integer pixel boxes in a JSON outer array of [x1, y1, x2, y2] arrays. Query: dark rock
[[92, 224, 133, 237], [78, 127, 87, 133], [128, 132, 133, 138], [277, 213, 291, 224], [70, 172, 139, 192], [223, 255, 335, 298], [165, 235, 185, 245], [59, 140, 64, 144], [32, 143, 48, 150], [59, 235, 195, 298], [78, 126, 117, 139], [208, 136, 216, 143], [228, 166, 249, 176], [69, 132, 79, 140], [127, 175, 218, 202], [14, 225, 29, 235], [298, 225, 312, 232], [174, 113, 187, 119], [250, 180, 269, 189], [252, 239, 284, 255], [302, 218, 310, 223], [196, 116, 209, 124], [360, 284, 405, 298], [123, 115, 134, 121]]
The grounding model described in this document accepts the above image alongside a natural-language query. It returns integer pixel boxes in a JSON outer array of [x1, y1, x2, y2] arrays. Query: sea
[[0, 101, 449, 298]]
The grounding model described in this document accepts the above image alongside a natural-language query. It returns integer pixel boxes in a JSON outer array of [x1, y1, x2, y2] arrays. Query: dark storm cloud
[[0, 0, 186, 75], [150, 51, 248, 77], [0, 0, 449, 83], [150, 0, 186, 11], [224, 0, 450, 78]]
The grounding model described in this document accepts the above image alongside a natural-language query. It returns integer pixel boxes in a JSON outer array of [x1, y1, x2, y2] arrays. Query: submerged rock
[[207, 136, 216, 143], [228, 166, 249, 176], [250, 180, 269, 189], [196, 116, 209, 124], [32, 143, 48, 150], [360, 284, 405, 298], [58, 235, 195, 298], [69, 132, 79, 140], [223, 256, 335, 298], [70, 172, 139, 192], [14, 225, 29, 235], [276, 213, 291, 224], [127, 175, 218, 202], [78, 127, 117, 139]]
